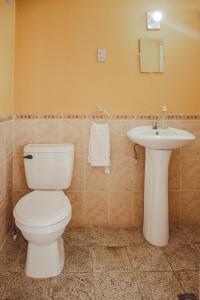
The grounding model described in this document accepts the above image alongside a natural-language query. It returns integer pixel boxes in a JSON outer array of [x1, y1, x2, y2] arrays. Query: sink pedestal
[[127, 125, 195, 246], [143, 148, 172, 246]]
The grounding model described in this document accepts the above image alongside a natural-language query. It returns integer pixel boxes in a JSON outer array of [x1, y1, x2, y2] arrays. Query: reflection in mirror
[[139, 38, 164, 73]]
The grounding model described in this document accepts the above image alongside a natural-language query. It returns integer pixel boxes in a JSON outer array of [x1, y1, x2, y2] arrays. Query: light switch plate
[[97, 48, 106, 62]]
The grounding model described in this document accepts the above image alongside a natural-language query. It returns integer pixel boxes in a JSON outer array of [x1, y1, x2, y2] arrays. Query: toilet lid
[[13, 190, 71, 227]]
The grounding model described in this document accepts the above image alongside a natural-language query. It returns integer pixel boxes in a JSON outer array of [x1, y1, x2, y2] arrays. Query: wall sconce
[[146, 11, 163, 30]]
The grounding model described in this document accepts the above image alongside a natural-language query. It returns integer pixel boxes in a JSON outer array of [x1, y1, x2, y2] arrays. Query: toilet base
[[25, 237, 64, 278]]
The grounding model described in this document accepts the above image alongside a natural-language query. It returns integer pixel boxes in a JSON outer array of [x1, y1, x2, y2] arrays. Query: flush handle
[[24, 155, 33, 159]]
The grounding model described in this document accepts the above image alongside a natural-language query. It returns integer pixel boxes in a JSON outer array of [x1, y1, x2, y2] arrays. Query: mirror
[[139, 38, 164, 73]]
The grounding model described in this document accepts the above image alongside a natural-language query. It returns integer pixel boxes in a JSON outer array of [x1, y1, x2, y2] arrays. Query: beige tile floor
[[0, 226, 199, 300]]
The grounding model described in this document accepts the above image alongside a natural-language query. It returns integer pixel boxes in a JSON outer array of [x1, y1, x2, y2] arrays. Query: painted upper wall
[[15, 0, 200, 114], [0, 0, 15, 115]]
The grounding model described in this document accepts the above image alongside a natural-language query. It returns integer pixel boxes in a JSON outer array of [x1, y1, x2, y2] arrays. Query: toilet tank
[[24, 144, 74, 190]]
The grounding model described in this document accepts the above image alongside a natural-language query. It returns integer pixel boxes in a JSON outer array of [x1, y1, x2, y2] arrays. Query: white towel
[[88, 122, 110, 173]]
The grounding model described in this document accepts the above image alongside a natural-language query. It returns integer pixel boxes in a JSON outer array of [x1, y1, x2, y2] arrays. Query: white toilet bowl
[[13, 143, 74, 278], [14, 190, 71, 278]]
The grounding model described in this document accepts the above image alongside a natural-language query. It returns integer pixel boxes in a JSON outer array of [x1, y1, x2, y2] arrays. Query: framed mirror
[[139, 38, 164, 73]]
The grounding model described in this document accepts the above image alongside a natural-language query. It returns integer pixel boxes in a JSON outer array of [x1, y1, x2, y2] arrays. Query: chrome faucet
[[152, 121, 158, 130]]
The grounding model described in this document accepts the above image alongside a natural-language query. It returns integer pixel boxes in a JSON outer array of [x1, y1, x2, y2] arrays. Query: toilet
[[13, 143, 74, 278]]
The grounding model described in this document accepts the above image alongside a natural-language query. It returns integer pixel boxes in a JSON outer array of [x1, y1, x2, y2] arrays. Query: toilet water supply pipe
[[133, 144, 139, 164], [11, 223, 17, 241]]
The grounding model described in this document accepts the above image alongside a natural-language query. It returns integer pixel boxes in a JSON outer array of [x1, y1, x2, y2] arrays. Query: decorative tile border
[[63, 114, 87, 119], [14, 114, 38, 119], [167, 114, 182, 120], [40, 114, 63, 119], [181, 114, 200, 120], [0, 115, 13, 123], [14, 113, 200, 120]]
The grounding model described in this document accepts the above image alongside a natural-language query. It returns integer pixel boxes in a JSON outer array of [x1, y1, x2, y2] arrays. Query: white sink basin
[[127, 126, 195, 150]]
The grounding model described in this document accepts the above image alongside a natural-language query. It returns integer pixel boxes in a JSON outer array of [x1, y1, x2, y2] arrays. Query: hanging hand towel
[[88, 122, 110, 173]]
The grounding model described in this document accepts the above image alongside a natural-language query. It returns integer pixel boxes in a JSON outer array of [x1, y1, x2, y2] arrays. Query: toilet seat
[[14, 190, 71, 227]]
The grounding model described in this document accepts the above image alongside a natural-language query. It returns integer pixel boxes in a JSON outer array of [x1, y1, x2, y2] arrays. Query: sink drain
[[178, 293, 197, 300]]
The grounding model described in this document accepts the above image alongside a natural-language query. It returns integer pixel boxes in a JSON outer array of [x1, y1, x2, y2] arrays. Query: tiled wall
[[0, 117, 13, 248], [12, 115, 200, 227], [0, 113, 199, 247]]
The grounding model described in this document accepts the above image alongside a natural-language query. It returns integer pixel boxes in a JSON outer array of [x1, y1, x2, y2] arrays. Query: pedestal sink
[[127, 126, 195, 246]]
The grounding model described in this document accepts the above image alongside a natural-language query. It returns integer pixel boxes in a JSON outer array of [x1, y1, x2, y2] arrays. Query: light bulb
[[152, 11, 163, 22]]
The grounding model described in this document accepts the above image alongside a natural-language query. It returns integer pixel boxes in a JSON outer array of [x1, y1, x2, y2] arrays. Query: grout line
[[48, 278, 52, 299], [88, 242, 96, 299], [181, 154, 200, 157], [160, 247, 176, 275], [83, 120, 87, 227], [179, 143, 182, 225]]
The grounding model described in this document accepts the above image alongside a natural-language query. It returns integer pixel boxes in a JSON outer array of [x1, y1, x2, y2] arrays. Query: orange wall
[[0, 0, 15, 115], [15, 0, 200, 114]]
